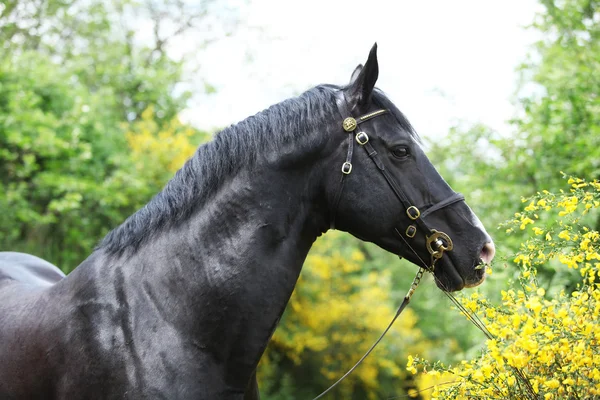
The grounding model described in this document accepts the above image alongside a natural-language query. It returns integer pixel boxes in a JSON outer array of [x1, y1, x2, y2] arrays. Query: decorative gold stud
[[342, 117, 357, 132]]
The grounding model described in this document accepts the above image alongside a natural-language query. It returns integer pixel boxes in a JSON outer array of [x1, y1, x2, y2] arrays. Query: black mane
[[99, 85, 417, 254]]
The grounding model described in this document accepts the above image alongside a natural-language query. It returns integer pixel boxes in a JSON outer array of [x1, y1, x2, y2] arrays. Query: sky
[[174, 0, 543, 140]]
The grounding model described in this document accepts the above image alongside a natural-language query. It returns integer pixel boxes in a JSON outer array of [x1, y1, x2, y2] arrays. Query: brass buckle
[[342, 117, 357, 132], [355, 132, 369, 145], [405, 225, 416, 238], [426, 230, 453, 259], [341, 162, 352, 175], [406, 206, 420, 220]]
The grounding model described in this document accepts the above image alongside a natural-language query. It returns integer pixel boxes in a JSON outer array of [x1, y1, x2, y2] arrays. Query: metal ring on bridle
[[426, 230, 453, 259]]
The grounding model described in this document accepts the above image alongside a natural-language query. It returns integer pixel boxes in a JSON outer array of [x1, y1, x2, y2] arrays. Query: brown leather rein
[[312, 93, 464, 399]]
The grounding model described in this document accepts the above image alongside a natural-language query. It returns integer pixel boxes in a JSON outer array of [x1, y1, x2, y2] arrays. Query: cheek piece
[[314, 92, 465, 400]]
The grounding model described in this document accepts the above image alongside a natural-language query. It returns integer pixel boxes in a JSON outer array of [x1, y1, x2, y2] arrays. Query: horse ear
[[349, 64, 363, 84], [348, 43, 379, 106]]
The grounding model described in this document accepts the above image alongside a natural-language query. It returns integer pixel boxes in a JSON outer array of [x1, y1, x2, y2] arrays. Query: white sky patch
[[178, 0, 542, 139]]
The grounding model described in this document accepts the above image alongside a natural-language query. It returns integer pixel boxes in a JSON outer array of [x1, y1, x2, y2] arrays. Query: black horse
[[0, 44, 494, 399]]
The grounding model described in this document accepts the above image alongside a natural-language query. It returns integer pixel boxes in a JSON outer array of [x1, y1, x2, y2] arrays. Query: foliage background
[[1, 0, 599, 398]]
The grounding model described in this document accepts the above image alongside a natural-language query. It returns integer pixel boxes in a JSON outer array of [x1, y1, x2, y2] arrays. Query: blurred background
[[1, 0, 599, 398]]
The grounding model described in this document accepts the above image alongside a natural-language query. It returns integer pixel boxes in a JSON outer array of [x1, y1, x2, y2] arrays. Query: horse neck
[[64, 139, 333, 389], [163, 163, 328, 298]]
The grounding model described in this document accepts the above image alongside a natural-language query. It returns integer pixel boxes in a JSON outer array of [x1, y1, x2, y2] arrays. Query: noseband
[[313, 94, 465, 399]]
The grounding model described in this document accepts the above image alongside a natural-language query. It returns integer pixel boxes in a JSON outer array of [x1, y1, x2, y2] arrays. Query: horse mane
[[99, 85, 338, 254], [98, 85, 418, 255]]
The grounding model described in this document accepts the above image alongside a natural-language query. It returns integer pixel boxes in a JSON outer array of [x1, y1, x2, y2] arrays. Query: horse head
[[326, 44, 495, 292]]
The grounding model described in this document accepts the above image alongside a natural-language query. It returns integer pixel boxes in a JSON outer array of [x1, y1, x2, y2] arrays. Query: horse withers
[[0, 44, 494, 399]]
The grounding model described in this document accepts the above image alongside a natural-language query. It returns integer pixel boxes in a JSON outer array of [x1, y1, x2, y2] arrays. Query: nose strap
[[420, 193, 465, 219]]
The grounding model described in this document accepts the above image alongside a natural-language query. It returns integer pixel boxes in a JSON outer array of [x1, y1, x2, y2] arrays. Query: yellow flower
[[406, 355, 417, 374], [525, 201, 537, 212], [581, 238, 591, 250], [558, 230, 571, 240], [520, 217, 535, 230], [545, 379, 560, 389]]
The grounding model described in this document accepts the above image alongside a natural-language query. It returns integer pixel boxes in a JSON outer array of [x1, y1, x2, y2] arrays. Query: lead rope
[[311, 266, 425, 400], [311, 233, 450, 400]]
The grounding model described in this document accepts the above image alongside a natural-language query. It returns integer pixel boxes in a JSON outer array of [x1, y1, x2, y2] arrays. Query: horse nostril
[[480, 242, 496, 265]]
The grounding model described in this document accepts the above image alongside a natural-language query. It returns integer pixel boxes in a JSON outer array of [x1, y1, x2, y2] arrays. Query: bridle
[[313, 93, 466, 399], [329, 92, 465, 268]]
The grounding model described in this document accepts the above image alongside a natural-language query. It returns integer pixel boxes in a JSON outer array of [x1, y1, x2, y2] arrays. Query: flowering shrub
[[407, 177, 600, 399]]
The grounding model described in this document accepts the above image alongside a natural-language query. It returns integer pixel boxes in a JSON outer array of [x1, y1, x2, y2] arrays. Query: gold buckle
[[406, 225, 416, 238], [341, 162, 352, 174], [355, 132, 369, 145], [406, 206, 420, 220], [342, 117, 357, 132]]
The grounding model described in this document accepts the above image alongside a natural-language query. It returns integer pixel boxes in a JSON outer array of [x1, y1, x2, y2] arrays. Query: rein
[[313, 93, 465, 399]]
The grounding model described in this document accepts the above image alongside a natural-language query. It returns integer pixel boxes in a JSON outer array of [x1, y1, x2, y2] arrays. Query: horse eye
[[392, 146, 410, 159]]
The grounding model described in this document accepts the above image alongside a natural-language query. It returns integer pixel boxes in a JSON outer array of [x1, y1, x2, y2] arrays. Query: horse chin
[[463, 272, 487, 288], [434, 256, 487, 292], [389, 239, 482, 292], [432, 256, 465, 292]]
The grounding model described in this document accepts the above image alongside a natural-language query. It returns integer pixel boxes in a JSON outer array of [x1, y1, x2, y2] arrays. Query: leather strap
[[420, 193, 465, 219], [359, 141, 465, 239], [329, 97, 389, 229]]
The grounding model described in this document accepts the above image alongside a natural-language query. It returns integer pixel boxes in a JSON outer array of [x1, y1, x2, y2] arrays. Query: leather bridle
[[330, 92, 466, 270], [313, 93, 466, 399]]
